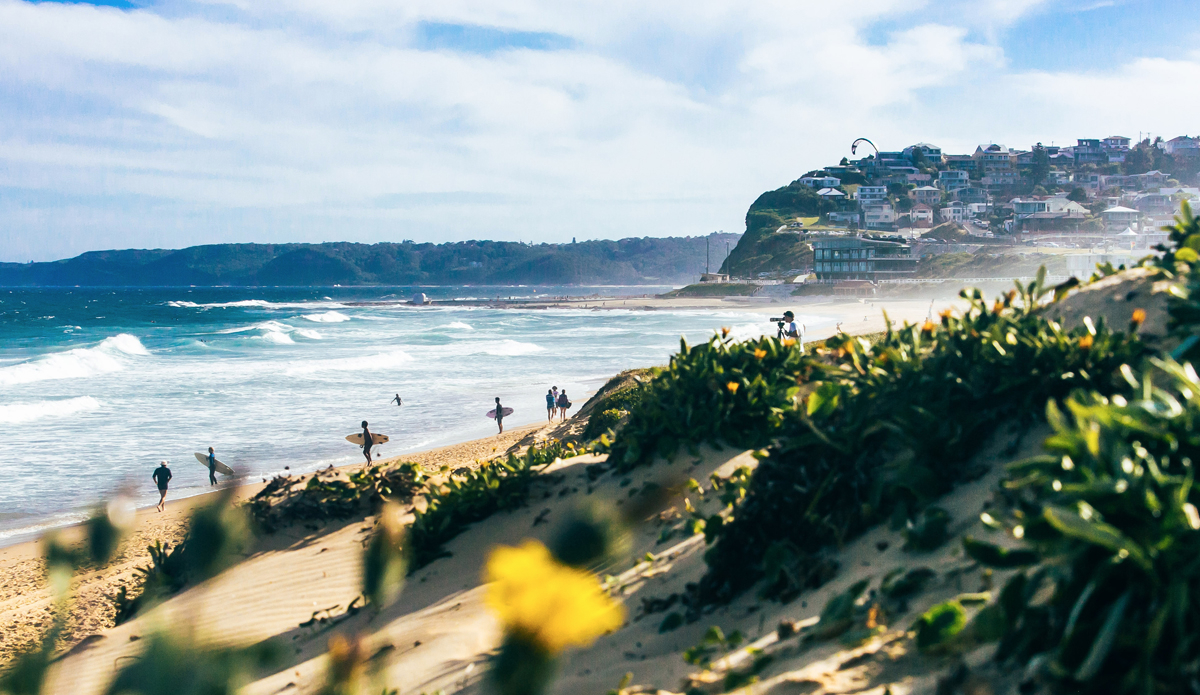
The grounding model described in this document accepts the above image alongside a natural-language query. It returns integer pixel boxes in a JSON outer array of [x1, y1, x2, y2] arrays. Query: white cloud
[[0, 0, 1194, 260]]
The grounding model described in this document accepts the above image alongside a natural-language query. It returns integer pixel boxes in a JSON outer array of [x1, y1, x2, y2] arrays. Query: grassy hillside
[[916, 251, 1067, 278], [719, 180, 830, 277], [0, 234, 741, 287]]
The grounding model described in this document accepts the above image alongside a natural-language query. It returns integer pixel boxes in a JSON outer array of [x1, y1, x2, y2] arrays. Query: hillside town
[[721, 135, 1200, 288], [798, 136, 1198, 241]]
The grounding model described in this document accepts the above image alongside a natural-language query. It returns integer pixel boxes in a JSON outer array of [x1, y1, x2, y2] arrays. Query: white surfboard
[[346, 433, 390, 446], [487, 407, 514, 419], [194, 452, 235, 476]]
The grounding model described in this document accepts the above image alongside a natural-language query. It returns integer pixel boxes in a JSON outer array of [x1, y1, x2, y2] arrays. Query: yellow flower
[[1131, 308, 1146, 326], [726, 381, 740, 394], [1079, 334, 1094, 349], [921, 320, 936, 334], [992, 300, 1003, 314], [753, 348, 767, 359], [721, 326, 731, 338], [782, 338, 796, 348], [484, 540, 625, 654]]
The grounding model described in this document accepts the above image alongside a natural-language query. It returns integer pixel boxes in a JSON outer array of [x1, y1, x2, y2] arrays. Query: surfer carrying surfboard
[[206, 447, 218, 486], [152, 461, 172, 512], [391, 394, 402, 407], [494, 397, 505, 434], [360, 420, 375, 463]]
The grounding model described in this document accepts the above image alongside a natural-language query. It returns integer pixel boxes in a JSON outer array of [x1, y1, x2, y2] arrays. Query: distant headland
[[0, 234, 741, 287]]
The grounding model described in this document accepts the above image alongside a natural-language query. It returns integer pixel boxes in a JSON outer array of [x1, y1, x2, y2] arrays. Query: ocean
[[0, 286, 827, 545]]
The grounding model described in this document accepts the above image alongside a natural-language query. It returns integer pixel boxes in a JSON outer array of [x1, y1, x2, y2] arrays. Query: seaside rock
[[411, 292, 429, 305]]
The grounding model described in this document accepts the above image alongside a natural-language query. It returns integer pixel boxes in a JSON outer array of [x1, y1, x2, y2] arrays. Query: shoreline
[[0, 423, 546, 662]]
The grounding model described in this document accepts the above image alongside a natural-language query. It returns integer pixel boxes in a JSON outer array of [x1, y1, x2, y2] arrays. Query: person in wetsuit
[[361, 420, 374, 464], [545, 389, 555, 423], [391, 394, 402, 406], [206, 446, 218, 486], [494, 397, 505, 434], [153, 461, 172, 512]]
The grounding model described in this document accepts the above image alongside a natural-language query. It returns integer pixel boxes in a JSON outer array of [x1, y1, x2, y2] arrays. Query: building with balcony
[[856, 185, 888, 204], [938, 170, 970, 191], [811, 236, 917, 282], [911, 185, 941, 206]]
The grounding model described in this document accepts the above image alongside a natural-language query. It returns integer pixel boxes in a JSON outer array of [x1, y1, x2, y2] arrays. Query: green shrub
[[582, 408, 628, 441], [973, 359, 1200, 693], [697, 273, 1145, 604]]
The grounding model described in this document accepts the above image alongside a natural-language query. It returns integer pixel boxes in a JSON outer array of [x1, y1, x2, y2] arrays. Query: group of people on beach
[[151, 446, 219, 512], [545, 386, 571, 423]]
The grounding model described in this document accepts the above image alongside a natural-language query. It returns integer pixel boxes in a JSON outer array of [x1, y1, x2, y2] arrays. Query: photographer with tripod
[[771, 310, 804, 350]]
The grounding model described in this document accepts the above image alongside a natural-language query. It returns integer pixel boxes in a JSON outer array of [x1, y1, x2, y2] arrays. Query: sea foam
[[285, 349, 413, 375], [0, 396, 102, 424], [0, 334, 148, 386], [303, 311, 351, 323]]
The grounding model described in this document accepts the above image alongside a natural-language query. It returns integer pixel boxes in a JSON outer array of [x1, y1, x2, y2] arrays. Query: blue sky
[[2, 0, 1199, 261]]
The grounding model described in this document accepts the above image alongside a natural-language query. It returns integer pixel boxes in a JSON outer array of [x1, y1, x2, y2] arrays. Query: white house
[[800, 175, 841, 189], [911, 204, 934, 225], [863, 204, 896, 229], [817, 187, 847, 200], [940, 201, 966, 222], [1161, 136, 1200, 157], [857, 185, 888, 204], [1102, 205, 1140, 230]]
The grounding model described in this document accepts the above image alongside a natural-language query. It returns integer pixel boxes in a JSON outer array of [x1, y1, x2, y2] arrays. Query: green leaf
[[962, 537, 1040, 568], [1042, 506, 1152, 571], [914, 600, 967, 651], [1074, 591, 1131, 681]]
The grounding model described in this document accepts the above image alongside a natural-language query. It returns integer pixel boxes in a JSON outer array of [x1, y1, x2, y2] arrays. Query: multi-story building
[[910, 204, 934, 226], [1074, 138, 1107, 165], [827, 211, 861, 227], [863, 204, 896, 230], [1103, 136, 1132, 150], [1161, 136, 1200, 158], [940, 201, 966, 223], [954, 187, 990, 205], [938, 170, 970, 191], [902, 143, 943, 163], [974, 144, 1018, 191], [943, 154, 976, 172], [1101, 205, 1141, 230], [811, 236, 917, 282], [911, 186, 941, 206], [856, 185, 888, 204]]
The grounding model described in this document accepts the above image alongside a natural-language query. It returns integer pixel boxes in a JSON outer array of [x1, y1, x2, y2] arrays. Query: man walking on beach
[[360, 420, 375, 464], [206, 446, 218, 486], [153, 461, 172, 512], [495, 397, 505, 434], [545, 389, 555, 423]]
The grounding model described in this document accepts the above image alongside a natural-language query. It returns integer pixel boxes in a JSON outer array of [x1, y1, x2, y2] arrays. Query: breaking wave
[[0, 334, 148, 386], [0, 396, 102, 424]]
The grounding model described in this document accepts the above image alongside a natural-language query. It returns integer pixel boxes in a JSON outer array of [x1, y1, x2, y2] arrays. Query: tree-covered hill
[[719, 180, 831, 276], [0, 234, 741, 287]]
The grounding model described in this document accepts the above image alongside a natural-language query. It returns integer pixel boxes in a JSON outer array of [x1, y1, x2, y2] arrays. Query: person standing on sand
[[391, 394, 402, 406], [360, 420, 374, 464], [556, 390, 570, 421], [495, 397, 505, 434], [545, 389, 556, 423], [206, 446, 218, 486], [153, 461, 172, 512]]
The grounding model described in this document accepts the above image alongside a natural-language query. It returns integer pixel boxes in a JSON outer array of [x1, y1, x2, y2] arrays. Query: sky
[[1, 0, 1198, 261]]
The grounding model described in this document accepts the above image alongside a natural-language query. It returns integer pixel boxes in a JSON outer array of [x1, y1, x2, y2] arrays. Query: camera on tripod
[[770, 312, 795, 339]]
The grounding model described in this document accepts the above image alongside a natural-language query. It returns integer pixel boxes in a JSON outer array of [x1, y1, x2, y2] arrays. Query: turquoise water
[[0, 286, 826, 544]]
